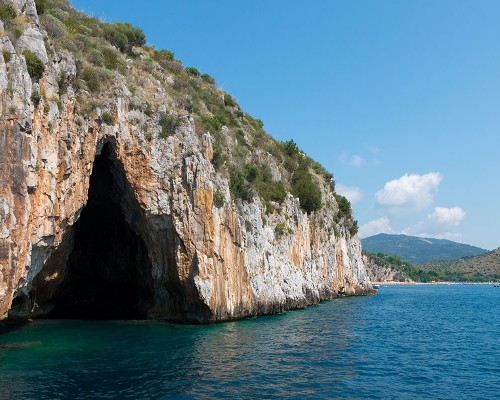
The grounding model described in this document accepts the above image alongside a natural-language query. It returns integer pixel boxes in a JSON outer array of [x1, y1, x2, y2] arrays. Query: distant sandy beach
[[373, 281, 497, 286]]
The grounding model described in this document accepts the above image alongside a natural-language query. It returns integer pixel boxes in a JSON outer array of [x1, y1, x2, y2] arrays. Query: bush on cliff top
[[335, 194, 358, 235], [38, 0, 347, 223], [104, 22, 145, 54], [292, 171, 322, 214], [185, 67, 201, 77]]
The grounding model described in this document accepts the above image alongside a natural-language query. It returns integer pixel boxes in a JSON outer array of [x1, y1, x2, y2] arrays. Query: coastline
[[373, 281, 498, 286]]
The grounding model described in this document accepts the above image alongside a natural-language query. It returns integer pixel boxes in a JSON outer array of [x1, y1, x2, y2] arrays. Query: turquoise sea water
[[1, 284, 499, 399]]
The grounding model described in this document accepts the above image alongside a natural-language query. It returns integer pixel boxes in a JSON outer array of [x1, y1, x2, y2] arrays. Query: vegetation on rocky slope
[[365, 252, 500, 282], [419, 248, 500, 279], [1, 0, 358, 232]]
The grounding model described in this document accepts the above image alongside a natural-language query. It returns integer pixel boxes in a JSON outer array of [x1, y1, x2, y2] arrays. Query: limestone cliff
[[0, 0, 374, 323], [363, 254, 412, 284]]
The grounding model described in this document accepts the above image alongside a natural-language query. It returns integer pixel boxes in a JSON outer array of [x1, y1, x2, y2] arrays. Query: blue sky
[[71, 0, 500, 250]]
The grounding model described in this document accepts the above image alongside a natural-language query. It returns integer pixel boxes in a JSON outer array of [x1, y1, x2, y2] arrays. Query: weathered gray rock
[[363, 255, 412, 283]]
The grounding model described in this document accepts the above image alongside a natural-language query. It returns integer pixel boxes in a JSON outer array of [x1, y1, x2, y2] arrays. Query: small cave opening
[[43, 142, 155, 320]]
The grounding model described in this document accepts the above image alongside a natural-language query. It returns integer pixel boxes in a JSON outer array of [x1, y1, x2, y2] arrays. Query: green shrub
[[334, 195, 358, 235], [154, 49, 174, 62], [230, 169, 253, 201], [243, 164, 259, 183], [0, 3, 17, 20], [23, 50, 45, 80], [213, 189, 224, 208], [264, 201, 275, 215], [73, 33, 94, 52], [96, 66, 113, 82], [104, 22, 145, 53], [224, 94, 237, 108], [161, 59, 183, 74], [349, 220, 359, 236], [80, 67, 100, 92], [199, 110, 237, 133], [275, 222, 286, 236], [12, 26, 23, 38], [35, 0, 46, 14], [31, 89, 41, 107], [284, 139, 299, 156], [256, 180, 287, 203], [200, 114, 221, 133], [172, 78, 189, 93], [63, 16, 87, 35], [185, 66, 200, 77], [101, 111, 114, 125], [261, 164, 273, 182], [328, 179, 335, 192], [2, 50, 11, 63], [158, 112, 180, 138], [211, 142, 226, 170], [102, 48, 119, 70], [336, 195, 352, 219], [141, 58, 155, 73], [87, 49, 104, 66], [40, 14, 67, 38], [47, 7, 70, 21], [292, 169, 322, 213], [201, 73, 215, 85]]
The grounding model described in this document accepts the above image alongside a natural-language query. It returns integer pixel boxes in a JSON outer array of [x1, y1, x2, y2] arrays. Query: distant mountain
[[364, 250, 500, 283], [361, 233, 488, 264]]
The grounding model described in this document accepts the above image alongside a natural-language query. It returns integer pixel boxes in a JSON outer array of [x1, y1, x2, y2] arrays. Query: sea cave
[[20, 142, 155, 320]]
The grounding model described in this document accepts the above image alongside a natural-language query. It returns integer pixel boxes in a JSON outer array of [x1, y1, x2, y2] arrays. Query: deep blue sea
[[1, 284, 499, 399]]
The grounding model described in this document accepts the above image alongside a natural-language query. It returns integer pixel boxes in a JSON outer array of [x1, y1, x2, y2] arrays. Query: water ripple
[[1, 285, 500, 399]]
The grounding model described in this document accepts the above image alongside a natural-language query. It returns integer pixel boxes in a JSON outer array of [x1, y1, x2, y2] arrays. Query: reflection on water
[[1, 285, 500, 399]]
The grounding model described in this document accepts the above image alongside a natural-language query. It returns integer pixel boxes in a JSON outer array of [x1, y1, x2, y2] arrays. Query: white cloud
[[427, 207, 465, 227], [336, 183, 363, 204], [375, 172, 442, 212], [359, 217, 393, 238], [351, 155, 365, 166], [340, 152, 365, 167], [402, 206, 466, 240]]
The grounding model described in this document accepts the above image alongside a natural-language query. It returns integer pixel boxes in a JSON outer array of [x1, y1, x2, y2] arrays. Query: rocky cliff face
[[363, 255, 412, 284], [0, 0, 373, 323]]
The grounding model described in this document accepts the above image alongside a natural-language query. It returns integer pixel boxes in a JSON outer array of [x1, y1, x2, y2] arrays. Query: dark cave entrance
[[45, 142, 154, 320]]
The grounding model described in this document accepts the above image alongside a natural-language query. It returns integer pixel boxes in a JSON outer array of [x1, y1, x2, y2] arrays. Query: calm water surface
[[1, 285, 499, 399]]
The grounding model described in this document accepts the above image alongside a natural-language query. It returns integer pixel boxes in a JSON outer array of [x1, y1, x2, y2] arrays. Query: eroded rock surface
[[0, 0, 374, 322], [363, 255, 412, 284]]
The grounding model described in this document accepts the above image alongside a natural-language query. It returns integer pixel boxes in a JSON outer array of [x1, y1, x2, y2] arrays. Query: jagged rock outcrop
[[363, 255, 412, 283], [0, 0, 374, 323]]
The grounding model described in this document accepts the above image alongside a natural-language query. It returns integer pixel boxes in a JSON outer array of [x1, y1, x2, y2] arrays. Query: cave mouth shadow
[[44, 141, 155, 320]]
